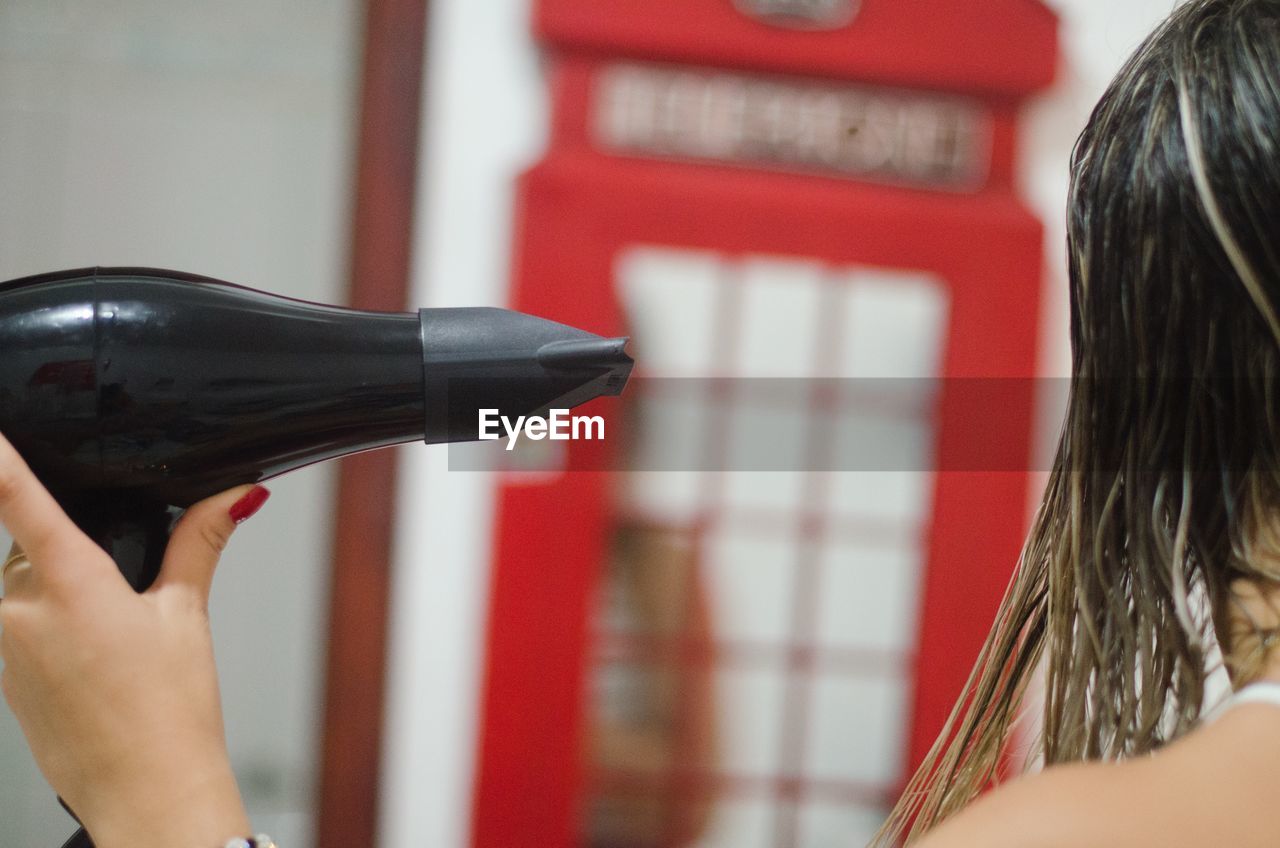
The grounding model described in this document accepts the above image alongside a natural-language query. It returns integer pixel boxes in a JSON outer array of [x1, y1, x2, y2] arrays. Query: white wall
[[382, 2, 1184, 846]]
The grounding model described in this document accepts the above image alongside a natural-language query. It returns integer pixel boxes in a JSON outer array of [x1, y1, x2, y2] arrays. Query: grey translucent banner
[[445, 377, 1078, 473]]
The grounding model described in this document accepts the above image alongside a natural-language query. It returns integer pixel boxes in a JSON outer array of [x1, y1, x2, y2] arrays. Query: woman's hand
[[0, 433, 268, 848]]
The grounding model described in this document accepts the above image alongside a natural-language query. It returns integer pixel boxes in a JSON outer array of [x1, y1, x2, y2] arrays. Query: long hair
[[875, 0, 1280, 842]]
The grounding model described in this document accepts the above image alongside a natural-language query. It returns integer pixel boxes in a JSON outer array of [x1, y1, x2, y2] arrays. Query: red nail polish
[[229, 485, 271, 524]]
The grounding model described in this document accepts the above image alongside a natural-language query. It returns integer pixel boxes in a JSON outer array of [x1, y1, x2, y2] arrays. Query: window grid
[[589, 247, 947, 848]]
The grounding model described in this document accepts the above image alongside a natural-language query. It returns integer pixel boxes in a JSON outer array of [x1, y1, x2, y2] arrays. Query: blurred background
[[0, 1, 1185, 847]]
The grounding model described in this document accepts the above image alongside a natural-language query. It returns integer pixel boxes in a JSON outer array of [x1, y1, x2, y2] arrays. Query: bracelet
[[223, 836, 277, 848]]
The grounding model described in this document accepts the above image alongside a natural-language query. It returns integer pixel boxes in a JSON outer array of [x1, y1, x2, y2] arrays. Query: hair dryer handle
[[65, 498, 177, 592]]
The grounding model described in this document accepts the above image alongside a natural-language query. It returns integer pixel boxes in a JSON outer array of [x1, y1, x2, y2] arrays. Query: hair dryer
[[0, 266, 631, 847], [0, 267, 632, 592]]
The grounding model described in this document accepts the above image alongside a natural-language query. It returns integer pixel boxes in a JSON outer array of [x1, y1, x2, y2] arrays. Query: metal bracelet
[[223, 836, 276, 848]]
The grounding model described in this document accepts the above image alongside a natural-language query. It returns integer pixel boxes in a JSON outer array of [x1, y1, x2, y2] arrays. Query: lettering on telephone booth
[[595, 64, 992, 190], [734, 0, 860, 29]]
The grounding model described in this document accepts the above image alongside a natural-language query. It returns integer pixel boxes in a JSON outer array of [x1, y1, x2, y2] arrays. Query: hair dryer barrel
[[0, 268, 632, 509]]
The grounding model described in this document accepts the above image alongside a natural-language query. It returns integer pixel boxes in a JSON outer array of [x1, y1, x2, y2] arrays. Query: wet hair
[[876, 0, 1280, 842]]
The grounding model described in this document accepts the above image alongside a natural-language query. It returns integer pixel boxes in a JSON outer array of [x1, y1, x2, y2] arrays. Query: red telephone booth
[[473, 3, 1058, 847]]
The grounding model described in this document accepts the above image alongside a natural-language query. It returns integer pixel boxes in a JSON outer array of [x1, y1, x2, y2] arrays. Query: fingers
[[0, 433, 93, 572], [151, 485, 269, 606]]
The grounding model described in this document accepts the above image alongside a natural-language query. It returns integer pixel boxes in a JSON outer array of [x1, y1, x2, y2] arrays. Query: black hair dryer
[[0, 267, 632, 847], [0, 267, 632, 589]]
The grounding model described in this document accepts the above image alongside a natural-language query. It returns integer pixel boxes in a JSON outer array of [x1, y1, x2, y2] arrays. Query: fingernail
[[229, 485, 271, 524]]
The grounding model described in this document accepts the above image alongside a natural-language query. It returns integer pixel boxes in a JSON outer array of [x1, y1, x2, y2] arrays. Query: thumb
[[152, 484, 270, 605]]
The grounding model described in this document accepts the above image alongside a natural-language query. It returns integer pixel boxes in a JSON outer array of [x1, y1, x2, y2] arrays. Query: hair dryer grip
[[65, 498, 176, 592]]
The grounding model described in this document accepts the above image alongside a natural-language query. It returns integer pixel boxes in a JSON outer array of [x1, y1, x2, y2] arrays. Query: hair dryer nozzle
[[537, 337, 632, 392], [419, 308, 632, 444]]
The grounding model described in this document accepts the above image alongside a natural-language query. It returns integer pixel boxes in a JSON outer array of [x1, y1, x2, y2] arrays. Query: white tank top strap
[[1224, 681, 1280, 713]]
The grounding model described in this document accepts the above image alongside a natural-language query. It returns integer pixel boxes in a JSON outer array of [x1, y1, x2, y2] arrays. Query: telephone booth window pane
[[827, 470, 934, 526], [720, 467, 808, 514], [625, 391, 710, 519], [705, 525, 799, 645], [617, 247, 723, 377], [701, 800, 776, 848], [721, 392, 812, 511], [716, 663, 790, 776], [813, 540, 924, 654], [734, 258, 825, 377], [837, 271, 949, 379], [824, 409, 936, 524], [827, 411, 934, 473], [803, 675, 910, 784]]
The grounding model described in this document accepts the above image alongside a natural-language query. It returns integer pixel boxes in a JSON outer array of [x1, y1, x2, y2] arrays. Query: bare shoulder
[[915, 704, 1280, 848]]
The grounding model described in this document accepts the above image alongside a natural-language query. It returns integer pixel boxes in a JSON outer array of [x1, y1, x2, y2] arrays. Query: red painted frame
[[472, 158, 1045, 848]]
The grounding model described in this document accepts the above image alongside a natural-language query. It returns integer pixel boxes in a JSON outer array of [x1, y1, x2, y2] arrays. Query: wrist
[[78, 759, 251, 848]]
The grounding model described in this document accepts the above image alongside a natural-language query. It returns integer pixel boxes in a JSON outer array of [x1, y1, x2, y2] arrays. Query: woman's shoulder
[[917, 692, 1280, 848], [1099, 692, 1280, 846]]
